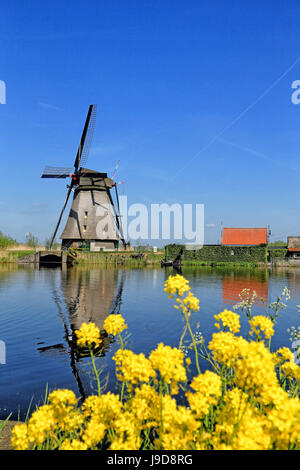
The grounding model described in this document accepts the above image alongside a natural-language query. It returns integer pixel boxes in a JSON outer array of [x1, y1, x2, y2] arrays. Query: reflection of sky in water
[[0, 265, 300, 420]]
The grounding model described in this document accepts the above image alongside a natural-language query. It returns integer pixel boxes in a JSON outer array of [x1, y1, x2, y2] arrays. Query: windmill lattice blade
[[74, 104, 97, 171], [41, 166, 73, 178], [50, 184, 73, 248], [112, 160, 120, 179]]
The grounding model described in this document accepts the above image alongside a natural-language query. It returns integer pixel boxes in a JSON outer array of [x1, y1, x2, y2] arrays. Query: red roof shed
[[222, 227, 268, 246]]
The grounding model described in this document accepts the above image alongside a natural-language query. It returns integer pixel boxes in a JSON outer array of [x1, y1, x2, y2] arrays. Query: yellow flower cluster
[[82, 393, 122, 425], [164, 274, 199, 317], [11, 389, 82, 450], [113, 349, 155, 385], [214, 309, 240, 334], [233, 340, 279, 404], [103, 314, 128, 336], [164, 274, 190, 297], [274, 347, 300, 382], [211, 388, 272, 450], [249, 315, 274, 340], [186, 370, 222, 418], [129, 384, 160, 428], [149, 343, 187, 393], [10, 423, 28, 451], [208, 331, 248, 367], [158, 395, 199, 450], [75, 322, 101, 349], [175, 291, 200, 314], [275, 346, 294, 364]]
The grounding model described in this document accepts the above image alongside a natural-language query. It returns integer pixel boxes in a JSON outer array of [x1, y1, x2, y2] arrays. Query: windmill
[[41, 105, 125, 251]]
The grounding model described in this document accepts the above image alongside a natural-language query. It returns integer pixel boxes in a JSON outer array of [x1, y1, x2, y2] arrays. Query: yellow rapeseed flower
[[103, 314, 127, 336], [59, 438, 88, 450], [160, 395, 198, 450], [75, 322, 101, 349], [208, 331, 248, 367], [81, 417, 106, 449], [175, 291, 200, 314], [233, 341, 280, 404], [149, 343, 187, 393], [113, 349, 156, 385], [82, 393, 122, 424], [109, 411, 141, 450], [266, 394, 300, 449], [164, 274, 190, 298], [187, 370, 222, 418], [11, 423, 29, 450], [26, 404, 57, 446], [275, 347, 294, 364], [249, 315, 274, 340], [128, 384, 160, 428], [212, 388, 272, 450], [48, 389, 77, 410], [47, 389, 82, 432], [214, 310, 240, 334]]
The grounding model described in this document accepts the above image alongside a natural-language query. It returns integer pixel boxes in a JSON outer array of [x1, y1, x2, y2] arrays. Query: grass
[[180, 260, 263, 267], [0, 250, 36, 263], [74, 251, 165, 266]]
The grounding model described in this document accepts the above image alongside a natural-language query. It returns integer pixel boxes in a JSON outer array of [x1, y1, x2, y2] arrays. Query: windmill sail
[[42, 166, 73, 178], [74, 104, 97, 171], [50, 184, 73, 247]]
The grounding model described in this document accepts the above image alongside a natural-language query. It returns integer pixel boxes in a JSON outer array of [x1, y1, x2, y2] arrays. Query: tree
[[44, 237, 59, 250], [0, 231, 16, 248], [25, 232, 38, 248]]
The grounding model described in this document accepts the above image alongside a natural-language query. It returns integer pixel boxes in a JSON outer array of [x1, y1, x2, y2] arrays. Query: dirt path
[[0, 420, 19, 450]]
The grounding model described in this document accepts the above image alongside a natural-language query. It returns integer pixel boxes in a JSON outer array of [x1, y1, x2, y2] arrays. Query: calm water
[[1, 264, 300, 420]]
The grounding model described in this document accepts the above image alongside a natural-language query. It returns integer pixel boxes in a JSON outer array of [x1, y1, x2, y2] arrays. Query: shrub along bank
[[164, 244, 268, 266]]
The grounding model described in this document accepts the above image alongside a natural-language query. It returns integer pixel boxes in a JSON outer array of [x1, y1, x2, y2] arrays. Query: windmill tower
[[41, 105, 125, 251]]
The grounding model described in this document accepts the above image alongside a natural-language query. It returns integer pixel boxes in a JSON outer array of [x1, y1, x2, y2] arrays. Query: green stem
[[179, 322, 188, 350], [185, 313, 201, 374], [89, 348, 101, 396], [159, 379, 163, 450], [118, 333, 126, 402]]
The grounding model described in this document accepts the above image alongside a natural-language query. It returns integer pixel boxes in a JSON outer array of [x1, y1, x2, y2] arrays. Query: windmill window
[[84, 211, 88, 218], [83, 225, 87, 232]]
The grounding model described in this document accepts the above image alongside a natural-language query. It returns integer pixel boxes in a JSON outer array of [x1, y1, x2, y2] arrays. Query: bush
[[25, 233, 38, 248], [165, 244, 267, 264], [0, 231, 16, 249]]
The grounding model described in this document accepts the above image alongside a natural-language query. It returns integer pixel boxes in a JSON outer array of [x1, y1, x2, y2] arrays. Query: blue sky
[[1, 0, 300, 245]]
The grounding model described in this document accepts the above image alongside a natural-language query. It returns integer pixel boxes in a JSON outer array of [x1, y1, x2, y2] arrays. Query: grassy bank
[[0, 250, 36, 263], [0, 248, 291, 268], [180, 260, 265, 267], [74, 251, 165, 266]]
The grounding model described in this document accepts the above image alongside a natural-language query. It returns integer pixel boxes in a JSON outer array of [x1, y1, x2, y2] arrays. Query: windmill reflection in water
[[36, 267, 125, 400]]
